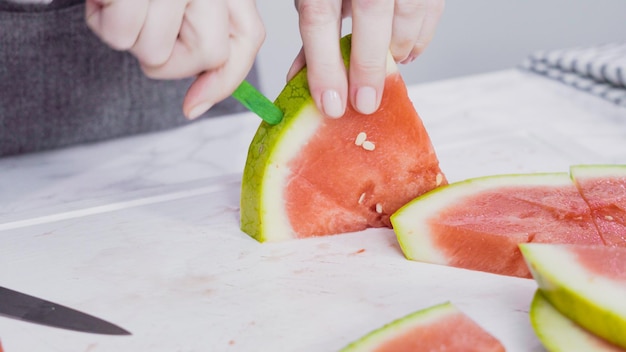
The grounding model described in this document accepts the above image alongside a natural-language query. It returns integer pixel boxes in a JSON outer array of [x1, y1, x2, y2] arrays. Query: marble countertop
[[1, 69, 625, 351]]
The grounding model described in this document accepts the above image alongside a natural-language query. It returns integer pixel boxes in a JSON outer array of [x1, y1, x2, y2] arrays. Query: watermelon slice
[[521, 243, 626, 349], [391, 173, 603, 278], [530, 290, 625, 352], [571, 164, 626, 246], [240, 35, 446, 241], [339, 302, 505, 352]]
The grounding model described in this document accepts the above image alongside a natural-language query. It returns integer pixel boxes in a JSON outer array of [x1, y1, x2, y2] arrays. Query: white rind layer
[[261, 103, 323, 240], [391, 173, 573, 264], [570, 164, 626, 179]]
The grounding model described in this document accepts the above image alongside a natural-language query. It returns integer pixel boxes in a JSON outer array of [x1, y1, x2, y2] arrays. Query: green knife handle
[[232, 80, 283, 125]]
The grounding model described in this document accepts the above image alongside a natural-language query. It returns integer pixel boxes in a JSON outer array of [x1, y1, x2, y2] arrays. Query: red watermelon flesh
[[392, 173, 606, 278], [286, 73, 445, 237], [572, 245, 626, 281], [241, 35, 446, 241], [571, 165, 626, 246], [431, 184, 603, 277], [371, 310, 505, 352], [339, 302, 504, 352]]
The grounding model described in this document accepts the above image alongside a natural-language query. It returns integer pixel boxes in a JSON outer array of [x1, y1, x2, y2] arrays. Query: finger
[[350, 0, 394, 115], [401, 0, 445, 64], [141, 0, 230, 80], [85, 0, 149, 51], [183, 0, 265, 119], [229, 0, 266, 55], [390, 0, 427, 63], [130, 0, 187, 67], [296, 0, 346, 118], [287, 47, 306, 81]]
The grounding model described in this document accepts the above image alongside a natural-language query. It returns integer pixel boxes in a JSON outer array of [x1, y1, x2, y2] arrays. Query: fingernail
[[400, 55, 417, 64], [356, 86, 377, 114], [187, 102, 213, 120], [322, 90, 343, 118]]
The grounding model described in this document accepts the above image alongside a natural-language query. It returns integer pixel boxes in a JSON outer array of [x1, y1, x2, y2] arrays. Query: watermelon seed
[[436, 173, 443, 186], [362, 141, 376, 151], [605, 215, 614, 221], [355, 132, 367, 146], [375, 203, 383, 214], [358, 193, 366, 204]]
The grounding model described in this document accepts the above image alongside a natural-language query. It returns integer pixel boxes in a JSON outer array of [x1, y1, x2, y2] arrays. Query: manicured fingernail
[[400, 55, 417, 64], [322, 90, 343, 118], [356, 86, 377, 114], [187, 102, 213, 120]]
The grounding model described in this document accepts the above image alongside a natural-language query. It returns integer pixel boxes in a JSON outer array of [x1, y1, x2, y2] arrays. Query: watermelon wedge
[[339, 302, 505, 352], [521, 243, 626, 349], [530, 290, 625, 352], [390, 173, 603, 278], [571, 164, 626, 246], [240, 35, 446, 241]]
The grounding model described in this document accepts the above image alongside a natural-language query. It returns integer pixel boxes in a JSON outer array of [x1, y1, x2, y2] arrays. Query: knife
[[232, 80, 283, 125], [0, 286, 130, 335]]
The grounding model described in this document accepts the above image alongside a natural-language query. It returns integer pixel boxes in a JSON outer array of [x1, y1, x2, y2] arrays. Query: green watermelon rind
[[530, 290, 623, 352], [240, 68, 313, 242], [339, 302, 457, 352], [390, 172, 573, 264], [240, 36, 353, 242], [520, 243, 626, 349]]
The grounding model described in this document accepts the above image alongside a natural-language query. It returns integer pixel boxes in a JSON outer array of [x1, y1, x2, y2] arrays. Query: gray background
[[256, 0, 626, 99]]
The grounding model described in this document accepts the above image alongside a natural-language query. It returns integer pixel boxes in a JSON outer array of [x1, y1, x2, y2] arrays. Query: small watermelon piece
[[339, 302, 505, 352], [521, 243, 626, 349], [391, 173, 602, 278], [530, 290, 625, 352], [240, 35, 446, 241], [570, 164, 626, 246]]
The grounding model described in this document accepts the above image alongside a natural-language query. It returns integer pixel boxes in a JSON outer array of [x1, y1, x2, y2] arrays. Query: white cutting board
[[0, 173, 542, 352]]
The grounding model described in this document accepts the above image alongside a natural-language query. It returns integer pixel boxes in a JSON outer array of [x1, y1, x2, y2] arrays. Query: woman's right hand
[[86, 0, 266, 119]]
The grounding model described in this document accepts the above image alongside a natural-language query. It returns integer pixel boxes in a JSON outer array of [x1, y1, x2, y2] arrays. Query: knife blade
[[0, 286, 130, 335]]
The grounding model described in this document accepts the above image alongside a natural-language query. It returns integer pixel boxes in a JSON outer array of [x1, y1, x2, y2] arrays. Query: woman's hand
[[86, 0, 265, 119], [290, 0, 444, 118]]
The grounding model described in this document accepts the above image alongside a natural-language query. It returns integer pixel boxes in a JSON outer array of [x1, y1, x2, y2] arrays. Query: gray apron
[[0, 0, 259, 156]]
